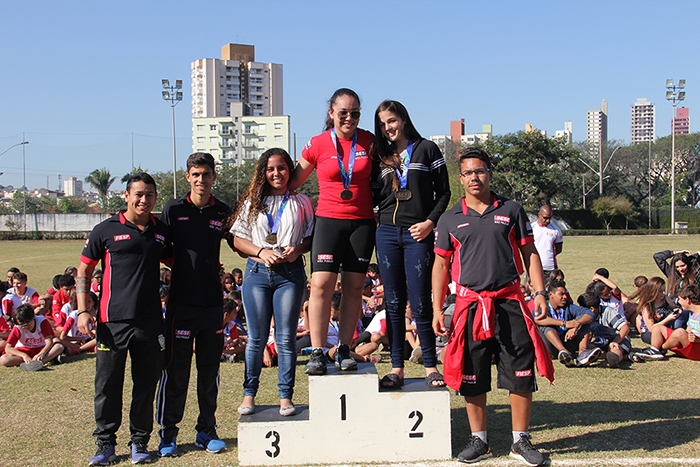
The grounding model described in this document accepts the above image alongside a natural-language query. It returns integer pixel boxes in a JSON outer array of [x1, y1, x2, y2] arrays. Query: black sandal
[[425, 372, 446, 388], [379, 373, 404, 389]]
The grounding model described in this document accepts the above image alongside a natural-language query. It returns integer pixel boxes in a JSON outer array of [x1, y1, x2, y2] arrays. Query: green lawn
[[1, 236, 699, 466]]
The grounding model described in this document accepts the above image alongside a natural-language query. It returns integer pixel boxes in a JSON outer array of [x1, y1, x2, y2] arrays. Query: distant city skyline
[[1, 1, 698, 190]]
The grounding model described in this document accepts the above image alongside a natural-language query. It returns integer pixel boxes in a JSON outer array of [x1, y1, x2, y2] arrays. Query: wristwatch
[[535, 290, 547, 297]]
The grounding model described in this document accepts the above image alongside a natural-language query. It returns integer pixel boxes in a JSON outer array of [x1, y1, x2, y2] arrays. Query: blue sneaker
[[130, 442, 152, 464], [195, 430, 226, 454], [157, 435, 178, 457], [89, 443, 116, 466]]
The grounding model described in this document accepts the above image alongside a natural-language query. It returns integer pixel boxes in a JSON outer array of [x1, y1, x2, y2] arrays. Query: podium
[[238, 362, 452, 466]]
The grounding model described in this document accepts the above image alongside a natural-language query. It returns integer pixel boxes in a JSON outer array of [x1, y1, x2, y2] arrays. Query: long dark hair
[[323, 88, 361, 131], [668, 252, 696, 296], [373, 100, 421, 190], [232, 148, 295, 226]]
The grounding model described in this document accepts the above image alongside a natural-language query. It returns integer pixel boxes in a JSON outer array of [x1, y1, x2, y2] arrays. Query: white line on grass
[[326, 458, 700, 467]]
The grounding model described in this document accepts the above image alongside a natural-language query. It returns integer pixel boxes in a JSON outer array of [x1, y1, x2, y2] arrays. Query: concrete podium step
[[238, 362, 452, 466]]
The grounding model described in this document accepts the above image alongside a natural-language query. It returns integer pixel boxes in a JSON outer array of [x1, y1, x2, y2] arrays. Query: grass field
[[1, 236, 699, 466]]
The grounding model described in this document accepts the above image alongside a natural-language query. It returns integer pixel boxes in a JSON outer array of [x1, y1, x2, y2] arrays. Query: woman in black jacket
[[373, 99, 450, 388]]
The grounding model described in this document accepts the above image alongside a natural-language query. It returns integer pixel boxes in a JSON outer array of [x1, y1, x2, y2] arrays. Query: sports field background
[[1, 236, 699, 466]]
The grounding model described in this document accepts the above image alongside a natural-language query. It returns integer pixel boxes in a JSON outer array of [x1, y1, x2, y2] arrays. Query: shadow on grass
[[450, 399, 700, 457]]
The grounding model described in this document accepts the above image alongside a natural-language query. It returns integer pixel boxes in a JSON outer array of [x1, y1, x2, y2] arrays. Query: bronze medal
[[395, 189, 412, 201], [265, 234, 278, 244], [340, 189, 353, 200]]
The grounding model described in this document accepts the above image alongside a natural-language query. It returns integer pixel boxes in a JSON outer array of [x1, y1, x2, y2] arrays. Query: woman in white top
[[230, 148, 314, 417]]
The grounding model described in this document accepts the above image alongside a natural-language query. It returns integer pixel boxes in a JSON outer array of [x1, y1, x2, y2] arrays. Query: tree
[[103, 192, 127, 213], [481, 131, 581, 209], [85, 168, 116, 211], [58, 196, 88, 213], [591, 196, 635, 232]]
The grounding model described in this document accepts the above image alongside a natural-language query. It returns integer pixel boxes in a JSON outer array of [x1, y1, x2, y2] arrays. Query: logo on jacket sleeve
[[155, 234, 166, 244], [175, 329, 191, 339]]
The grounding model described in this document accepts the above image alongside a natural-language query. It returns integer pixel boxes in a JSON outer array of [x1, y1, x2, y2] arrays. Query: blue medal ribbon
[[265, 190, 290, 237], [330, 128, 357, 190], [396, 140, 413, 190]]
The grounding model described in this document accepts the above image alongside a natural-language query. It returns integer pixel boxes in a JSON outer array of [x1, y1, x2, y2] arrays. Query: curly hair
[[231, 148, 295, 227]]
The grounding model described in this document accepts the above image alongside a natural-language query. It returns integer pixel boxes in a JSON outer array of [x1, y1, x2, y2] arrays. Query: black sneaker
[[635, 347, 665, 361], [89, 442, 116, 466], [510, 433, 545, 466], [304, 348, 328, 375], [457, 435, 492, 463], [557, 349, 574, 367], [335, 343, 357, 371]]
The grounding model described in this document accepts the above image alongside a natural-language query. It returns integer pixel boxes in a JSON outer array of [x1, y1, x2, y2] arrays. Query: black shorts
[[459, 299, 537, 397], [311, 217, 376, 274]]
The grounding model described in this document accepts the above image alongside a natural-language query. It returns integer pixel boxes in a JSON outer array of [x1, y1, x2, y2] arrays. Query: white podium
[[238, 362, 452, 466]]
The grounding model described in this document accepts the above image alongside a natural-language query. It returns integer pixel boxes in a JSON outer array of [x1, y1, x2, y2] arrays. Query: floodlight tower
[[162, 79, 183, 199], [666, 79, 686, 233]]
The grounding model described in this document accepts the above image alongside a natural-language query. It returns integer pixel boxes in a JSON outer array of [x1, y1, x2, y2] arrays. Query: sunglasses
[[541, 216, 552, 220], [336, 109, 361, 120]]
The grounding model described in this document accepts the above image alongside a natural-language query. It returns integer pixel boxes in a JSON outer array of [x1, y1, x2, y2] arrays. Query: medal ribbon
[[396, 140, 413, 190], [265, 190, 290, 236], [330, 128, 357, 190]]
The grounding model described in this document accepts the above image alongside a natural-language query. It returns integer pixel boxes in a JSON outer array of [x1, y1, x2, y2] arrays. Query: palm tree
[[85, 168, 116, 211]]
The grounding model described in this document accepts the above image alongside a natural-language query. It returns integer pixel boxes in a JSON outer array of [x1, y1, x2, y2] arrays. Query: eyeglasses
[[540, 216, 552, 220], [336, 109, 361, 120], [459, 168, 490, 177], [16, 320, 32, 328]]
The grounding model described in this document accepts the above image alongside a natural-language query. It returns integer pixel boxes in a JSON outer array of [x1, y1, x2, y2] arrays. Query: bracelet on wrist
[[77, 310, 89, 316], [535, 290, 547, 297], [256, 247, 264, 258]]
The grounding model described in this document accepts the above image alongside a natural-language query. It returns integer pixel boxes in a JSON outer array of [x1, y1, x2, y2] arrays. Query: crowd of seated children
[[0, 304, 64, 370]]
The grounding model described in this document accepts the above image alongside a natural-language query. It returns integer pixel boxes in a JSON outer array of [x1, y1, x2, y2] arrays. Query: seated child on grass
[[59, 291, 97, 356], [581, 292, 631, 368], [0, 304, 64, 369], [221, 298, 246, 363], [634, 283, 700, 362]]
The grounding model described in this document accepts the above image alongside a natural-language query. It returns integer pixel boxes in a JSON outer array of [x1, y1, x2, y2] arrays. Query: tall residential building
[[192, 105, 291, 164], [674, 107, 690, 135], [191, 43, 283, 118], [63, 176, 83, 197], [586, 100, 608, 148], [461, 124, 493, 145], [630, 98, 656, 144]]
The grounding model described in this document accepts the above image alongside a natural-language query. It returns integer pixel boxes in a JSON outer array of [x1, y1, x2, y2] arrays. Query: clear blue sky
[[1, 0, 697, 191]]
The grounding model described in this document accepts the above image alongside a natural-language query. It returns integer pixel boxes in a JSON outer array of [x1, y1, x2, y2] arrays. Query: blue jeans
[[376, 224, 437, 368], [241, 257, 306, 400]]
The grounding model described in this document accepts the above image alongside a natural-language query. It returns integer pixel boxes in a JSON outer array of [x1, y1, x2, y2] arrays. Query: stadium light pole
[[666, 79, 686, 234], [162, 79, 183, 199]]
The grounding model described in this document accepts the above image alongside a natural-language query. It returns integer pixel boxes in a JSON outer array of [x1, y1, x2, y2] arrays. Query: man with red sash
[[432, 147, 553, 467]]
